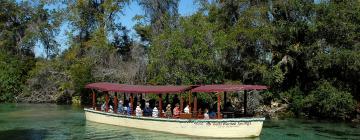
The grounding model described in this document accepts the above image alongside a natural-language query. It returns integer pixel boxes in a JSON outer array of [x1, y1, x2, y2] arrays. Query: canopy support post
[[165, 93, 169, 106], [158, 94, 163, 117], [180, 96, 184, 112], [224, 91, 227, 107], [193, 92, 197, 118], [92, 90, 96, 110], [244, 90, 247, 116], [130, 94, 134, 116], [105, 91, 109, 112], [188, 92, 192, 113], [123, 93, 126, 105], [114, 92, 118, 113], [217, 92, 221, 119]]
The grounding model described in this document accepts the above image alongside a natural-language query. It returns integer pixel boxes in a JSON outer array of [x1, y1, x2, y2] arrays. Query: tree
[[147, 13, 226, 85], [138, 0, 179, 36], [0, 1, 61, 102]]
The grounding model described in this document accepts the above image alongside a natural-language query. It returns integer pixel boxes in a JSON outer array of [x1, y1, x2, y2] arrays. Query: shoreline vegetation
[[0, 1, 359, 122]]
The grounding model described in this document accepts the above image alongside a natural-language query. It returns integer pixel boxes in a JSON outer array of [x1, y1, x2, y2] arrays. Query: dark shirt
[[209, 111, 216, 119], [143, 107, 152, 116]]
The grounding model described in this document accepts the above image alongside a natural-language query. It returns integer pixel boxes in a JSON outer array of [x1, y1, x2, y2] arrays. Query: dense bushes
[[283, 81, 356, 120], [304, 81, 356, 120], [0, 50, 34, 102]]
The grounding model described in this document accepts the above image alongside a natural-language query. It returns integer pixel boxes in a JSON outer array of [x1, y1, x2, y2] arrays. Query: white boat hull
[[84, 108, 264, 138]]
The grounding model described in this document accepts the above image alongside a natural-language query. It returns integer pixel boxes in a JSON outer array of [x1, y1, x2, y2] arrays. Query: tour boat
[[84, 83, 268, 138]]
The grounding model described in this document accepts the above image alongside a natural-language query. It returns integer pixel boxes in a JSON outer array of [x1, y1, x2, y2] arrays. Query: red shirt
[[173, 107, 180, 118]]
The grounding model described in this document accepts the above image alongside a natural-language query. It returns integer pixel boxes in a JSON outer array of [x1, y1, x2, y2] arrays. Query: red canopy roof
[[114, 85, 192, 93], [85, 82, 123, 91], [191, 84, 268, 92], [85, 82, 192, 93], [86, 83, 268, 93]]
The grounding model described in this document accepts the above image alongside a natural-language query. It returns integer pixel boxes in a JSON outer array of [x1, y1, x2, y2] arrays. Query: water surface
[[0, 104, 359, 140]]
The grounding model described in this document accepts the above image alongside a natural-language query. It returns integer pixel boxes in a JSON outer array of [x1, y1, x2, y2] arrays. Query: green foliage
[[0, 50, 34, 102], [69, 58, 94, 96], [138, 0, 179, 36], [147, 13, 225, 85], [303, 81, 356, 120], [0, 1, 61, 57], [282, 81, 356, 120], [144, 1, 360, 120], [280, 86, 305, 115]]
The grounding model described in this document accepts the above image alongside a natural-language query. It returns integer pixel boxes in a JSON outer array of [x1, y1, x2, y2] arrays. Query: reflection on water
[[0, 104, 359, 140]]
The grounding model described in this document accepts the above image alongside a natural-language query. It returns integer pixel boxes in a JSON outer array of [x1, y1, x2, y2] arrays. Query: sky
[[34, 0, 199, 57]]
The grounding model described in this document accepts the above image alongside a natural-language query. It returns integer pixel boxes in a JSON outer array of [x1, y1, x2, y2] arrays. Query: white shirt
[[109, 105, 114, 113], [152, 107, 159, 117], [184, 106, 190, 113], [204, 113, 209, 119], [123, 106, 128, 113], [135, 106, 142, 117], [101, 103, 106, 111]]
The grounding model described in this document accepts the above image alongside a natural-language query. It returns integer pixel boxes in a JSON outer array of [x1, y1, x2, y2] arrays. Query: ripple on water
[[315, 128, 348, 136], [0, 129, 48, 140], [315, 133, 352, 140]]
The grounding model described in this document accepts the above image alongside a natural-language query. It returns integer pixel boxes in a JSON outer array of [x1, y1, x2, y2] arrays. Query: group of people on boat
[[99, 96, 224, 119]]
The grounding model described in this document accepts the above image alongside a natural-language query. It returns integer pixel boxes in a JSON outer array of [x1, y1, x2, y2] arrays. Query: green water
[[0, 104, 359, 140]]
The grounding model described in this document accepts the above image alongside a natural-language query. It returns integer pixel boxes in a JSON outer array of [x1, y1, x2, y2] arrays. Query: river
[[0, 104, 359, 140]]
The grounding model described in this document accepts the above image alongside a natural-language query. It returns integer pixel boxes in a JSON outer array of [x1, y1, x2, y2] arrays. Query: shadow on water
[[0, 129, 48, 140], [315, 133, 357, 140], [286, 133, 299, 137], [314, 128, 360, 137]]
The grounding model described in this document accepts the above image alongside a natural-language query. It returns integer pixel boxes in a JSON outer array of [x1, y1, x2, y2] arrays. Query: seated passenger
[[225, 102, 234, 112], [127, 103, 132, 115], [209, 109, 216, 119], [152, 106, 159, 117], [123, 106, 128, 115], [204, 108, 209, 119], [173, 103, 180, 118], [143, 102, 152, 117], [101, 102, 106, 111], [135, 105, 142, 117], [109, 105, 114, 113], [108, 98, 114, 109], [198, 108, 202, 115], [118, 100, 124, 113], [184, 104, 190, 114], [165, 104, 172, 118]]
